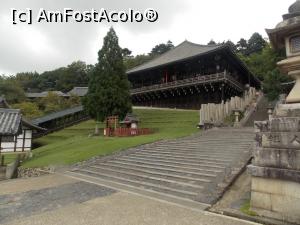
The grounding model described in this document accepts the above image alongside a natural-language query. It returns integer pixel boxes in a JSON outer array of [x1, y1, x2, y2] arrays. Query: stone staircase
[[65, 128, 254, 210], [243, 96, 269, 127]]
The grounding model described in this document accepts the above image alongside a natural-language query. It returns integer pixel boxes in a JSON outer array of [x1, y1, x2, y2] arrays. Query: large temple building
[[127, 41, 260, 109], [24, 41, 260, 110]]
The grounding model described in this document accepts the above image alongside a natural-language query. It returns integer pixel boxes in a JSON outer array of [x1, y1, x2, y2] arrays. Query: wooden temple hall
[[127, 41, 260, 109]]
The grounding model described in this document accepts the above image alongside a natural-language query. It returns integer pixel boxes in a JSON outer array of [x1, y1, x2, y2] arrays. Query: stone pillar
[[249, 118, 300, 223]]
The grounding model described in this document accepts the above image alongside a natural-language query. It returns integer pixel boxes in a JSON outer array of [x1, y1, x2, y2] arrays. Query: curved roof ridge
[[184, 40, 223, 47], [127, 40, 225, 74]]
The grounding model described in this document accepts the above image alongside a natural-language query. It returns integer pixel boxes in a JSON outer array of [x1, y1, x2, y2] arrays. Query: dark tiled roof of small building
[[120, 113, 139, 124], [32, 105, 84, 125], [126, 41, 224, 74], [26, 91, 69, 98], [68, 87, 88, 97], [0, 109, 22, 135]]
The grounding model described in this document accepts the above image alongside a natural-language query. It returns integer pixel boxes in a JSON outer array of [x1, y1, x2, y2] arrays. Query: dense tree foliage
[[1, 61, 92, 94], [238, 43, 289, 100], [0, 76, 26, 103], [207, 39, 216, 45], [124, 40, 174, 70], [12, 102, 43, 119], [122, 48, 132, 58], [37, 92, 81, 114], [37, 61, 92, 92], [263, 69, 289, 101], [238, 44, 285, 81], [124, 54, 154, 70], [236, 38, 249, 55], [205, 33, 286, 100], [150, 40, 174, 56], [14, 72, 40, 92], [83, 27, 132, 123], [247, 33, 267, 55], [236, 33, 266, 56]]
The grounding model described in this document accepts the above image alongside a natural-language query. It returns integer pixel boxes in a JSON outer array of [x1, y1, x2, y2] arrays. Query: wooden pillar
[[13, 135, 17, 152], [221, 83, 225, 103], [22, 130, 26, 152]]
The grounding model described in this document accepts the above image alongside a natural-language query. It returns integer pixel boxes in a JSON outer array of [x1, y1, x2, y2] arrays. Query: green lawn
[[1, 154, 17, 166], [22, 108, 200, 168]]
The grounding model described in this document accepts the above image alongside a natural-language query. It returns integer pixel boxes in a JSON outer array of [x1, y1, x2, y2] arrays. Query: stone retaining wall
[[18, 167, 53, 178]]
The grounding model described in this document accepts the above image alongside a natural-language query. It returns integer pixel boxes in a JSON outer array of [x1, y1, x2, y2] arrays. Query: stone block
[[5, 155, 20, 179], [270, 117, 300, 132], [258, 131, 300, 149], [276, 103, 300, 117], [251, 177, 283, 195], [252, 146, 300, 170], [250, 177, 300, 223], [282, 179, 300, 198], [252, 176, 300, 198], [247, 164, 300, 183], [272, 192, 300, 212], [251, 191, 272, 211]]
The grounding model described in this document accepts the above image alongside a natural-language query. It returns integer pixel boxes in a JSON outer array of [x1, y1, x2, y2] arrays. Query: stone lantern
[[247, 2, 300, 223], [266, 104, 274, 120], [266, 0, 300, 104], [233, 109, 242, 127]]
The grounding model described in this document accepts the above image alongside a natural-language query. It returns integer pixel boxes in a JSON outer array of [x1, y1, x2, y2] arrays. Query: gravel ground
[[0, 181, 116, 224]]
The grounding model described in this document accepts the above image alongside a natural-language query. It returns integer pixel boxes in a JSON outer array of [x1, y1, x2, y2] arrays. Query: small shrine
[[104, 114, 151, 137], [119, 113, 139, 129]]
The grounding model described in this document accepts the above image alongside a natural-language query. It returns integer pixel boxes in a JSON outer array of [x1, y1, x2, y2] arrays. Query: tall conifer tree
[[83, 27, 132, 125]]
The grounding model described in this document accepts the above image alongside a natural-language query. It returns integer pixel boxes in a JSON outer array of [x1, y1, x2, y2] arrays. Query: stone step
[[137, 149, 242, 159], [140, 148, 244, 155], [68, 128, 254, 207], [75, 168, 200, 197], [126, 153, 229, 166], [94, 162, 216, 181], [155, 142, 252, 147], [108, 158, 223, 174], [100, 161, 217, 178], [64, 171, 210, 210], [151, 142, 253, 150], [82, 167, 206, 190], [142, 148, 247, 156], [132, 152, 234, 164], [89, 164, 211, 185], [120, 156, 226, 169], [164, 136, 254, 141]]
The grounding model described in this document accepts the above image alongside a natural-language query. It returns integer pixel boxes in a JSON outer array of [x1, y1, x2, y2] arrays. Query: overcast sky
[[0, 0, 295, 75]]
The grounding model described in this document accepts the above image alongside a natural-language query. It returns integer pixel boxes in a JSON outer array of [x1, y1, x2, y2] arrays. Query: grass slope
[[22, 108, 199, 168]]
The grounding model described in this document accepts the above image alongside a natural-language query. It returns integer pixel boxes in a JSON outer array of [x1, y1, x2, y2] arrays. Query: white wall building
[[0, 102, 45, 154]]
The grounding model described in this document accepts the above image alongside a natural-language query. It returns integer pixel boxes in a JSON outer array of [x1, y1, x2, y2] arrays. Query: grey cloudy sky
[[0, 0, 295, 75]]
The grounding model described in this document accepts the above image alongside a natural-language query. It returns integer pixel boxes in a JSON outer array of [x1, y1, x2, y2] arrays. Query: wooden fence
[[104, 128, 152, 137], [199, 87, 258, 125]]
